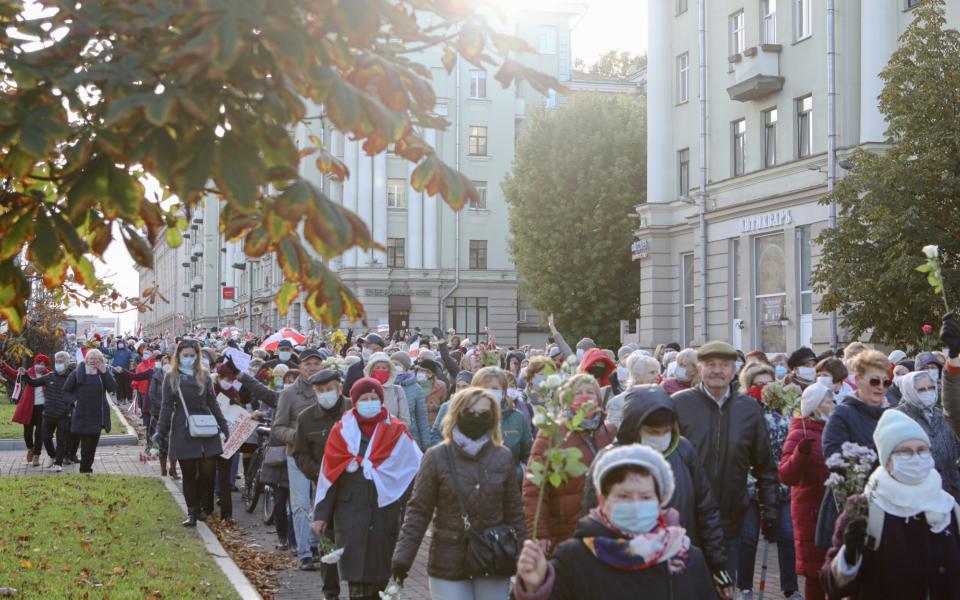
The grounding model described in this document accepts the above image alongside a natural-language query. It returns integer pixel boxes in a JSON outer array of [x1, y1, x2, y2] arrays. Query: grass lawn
[[0, 399, 125, 440], [0, 475, 239, 599]]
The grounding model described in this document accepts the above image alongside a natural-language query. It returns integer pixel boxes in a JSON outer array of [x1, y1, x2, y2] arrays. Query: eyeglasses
[[891, 448, 931, 460], [867, 377, 893, 389]]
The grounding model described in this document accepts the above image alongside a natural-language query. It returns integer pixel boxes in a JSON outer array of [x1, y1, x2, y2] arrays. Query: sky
[[72, 0, 648, 336]]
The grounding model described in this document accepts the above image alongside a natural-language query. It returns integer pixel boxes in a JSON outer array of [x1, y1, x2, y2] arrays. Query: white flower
[[545, 374, 563, 389], [923, 245, 940, 259], [824, 473, 845, 488], [825, 454, 848, 469], [379, 582, 402, 599], [532, 412, 547, 427], [320, 547, 345, 564]]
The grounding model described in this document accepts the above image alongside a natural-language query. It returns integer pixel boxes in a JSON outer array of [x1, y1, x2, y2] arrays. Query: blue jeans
[[287, 454, 318, 560], [736, 500, 798, 594]]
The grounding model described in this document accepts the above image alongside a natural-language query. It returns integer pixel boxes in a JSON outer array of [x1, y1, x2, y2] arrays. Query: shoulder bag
[[443, 445, 520, 577], [177, 383, 219, 438]]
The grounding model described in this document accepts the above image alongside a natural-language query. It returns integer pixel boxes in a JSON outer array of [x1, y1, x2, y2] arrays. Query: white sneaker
[[53, 465, 62, 473], [737, 592, 753, 600], [46, 458, 56, 468]]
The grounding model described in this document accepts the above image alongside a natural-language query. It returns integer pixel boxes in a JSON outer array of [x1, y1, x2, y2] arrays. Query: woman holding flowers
[[473, 367, 533, 484], [521, 374, 617, 552], [821, 410, 960, 599], [392, 386, 526, 600]]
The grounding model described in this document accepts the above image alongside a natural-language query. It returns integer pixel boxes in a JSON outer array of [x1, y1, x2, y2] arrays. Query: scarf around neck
[[452, 426, 490, 457], [582, 508, 690, 573], [866, 466, 956, 534]]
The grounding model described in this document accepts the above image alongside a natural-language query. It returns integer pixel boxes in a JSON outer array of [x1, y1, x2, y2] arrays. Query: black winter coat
[[516, 516, 714, 600], [64, 367, 116, 435], [292, 398, 346, 482], [671, 384, 779, 537], [581, 390, 726, 571], [155, 372, 229, 461], [25, 367, 76, 419]]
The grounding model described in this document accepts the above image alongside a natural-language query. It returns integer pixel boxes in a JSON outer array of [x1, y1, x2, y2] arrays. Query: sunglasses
[[867, 377, 893, 389]]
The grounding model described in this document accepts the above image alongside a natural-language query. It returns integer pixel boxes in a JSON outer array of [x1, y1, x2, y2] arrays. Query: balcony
[[727, 44, 784, 102]]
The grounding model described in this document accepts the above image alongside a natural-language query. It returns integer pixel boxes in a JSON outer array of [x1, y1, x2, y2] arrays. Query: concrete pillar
[[357, 152, 373, 266], [372, 152, 387, 266], [646, 0, 673, 203], [342, 139, 359, 268], [423, 128, 439, 269], [407, 160, 423, 269], [859, 0, 896, 144]]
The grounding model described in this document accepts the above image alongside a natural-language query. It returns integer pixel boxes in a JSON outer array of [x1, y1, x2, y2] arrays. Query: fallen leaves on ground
[[206, 516, 295, 600]]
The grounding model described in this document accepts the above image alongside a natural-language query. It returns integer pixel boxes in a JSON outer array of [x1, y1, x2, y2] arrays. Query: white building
[[627, 0, 960, 353]]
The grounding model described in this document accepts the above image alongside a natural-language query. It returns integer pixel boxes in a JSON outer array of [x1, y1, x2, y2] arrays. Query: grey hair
[[54, 351, 71, 363], [625, 352, 661, 387]]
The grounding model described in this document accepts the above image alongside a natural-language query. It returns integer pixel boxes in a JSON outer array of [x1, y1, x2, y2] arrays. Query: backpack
[[866, 498, 960, 551]]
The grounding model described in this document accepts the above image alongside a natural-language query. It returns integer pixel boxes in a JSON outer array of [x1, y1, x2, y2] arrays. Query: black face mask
[[589, 367, 607, 380], [458, 412, 495, 440]]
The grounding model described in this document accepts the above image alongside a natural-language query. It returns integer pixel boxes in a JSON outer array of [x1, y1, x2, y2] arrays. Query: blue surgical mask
[[356, 399, 382, 418], [775, 365, 788, 379], [179, 356, 195, 373], [891, 453, 934, 485], [576, 348, 585, 361], [278, 351, 292, 362], [735, 360, 744, 372], [608, 499, 660, 534], [55, 363, 66, 374], [532, 374, 546, 387]]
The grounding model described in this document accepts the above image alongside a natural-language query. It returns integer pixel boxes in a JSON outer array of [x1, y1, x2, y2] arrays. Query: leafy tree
[[0, 0, 558, 332], [812, 2, 960, 349], [574, 50, 646, 79], [504, 94, 644, 349]]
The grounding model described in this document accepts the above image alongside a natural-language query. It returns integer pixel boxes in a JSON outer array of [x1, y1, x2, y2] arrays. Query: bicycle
[[242, 421, 272, 513]]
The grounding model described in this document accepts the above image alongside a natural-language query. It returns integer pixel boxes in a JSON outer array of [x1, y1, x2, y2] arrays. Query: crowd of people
[[7, 316, 960, 600]]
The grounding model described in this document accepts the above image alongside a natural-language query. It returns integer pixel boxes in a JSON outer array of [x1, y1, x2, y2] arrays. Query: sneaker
[[299, 557, 318, 571], [737, 592, 753, 600], [26, 449, 33, 463], [53, 465, 62, 473], [32, 456, 40, 467], [46, 458, 56, 468]]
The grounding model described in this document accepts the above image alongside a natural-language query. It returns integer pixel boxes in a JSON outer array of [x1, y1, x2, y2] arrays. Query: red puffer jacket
[[778, 416, 829, 579]]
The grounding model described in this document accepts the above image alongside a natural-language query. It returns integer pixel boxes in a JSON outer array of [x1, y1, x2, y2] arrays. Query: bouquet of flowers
[[318, 536, 344, 565], [761, 381, 801, 416], [824, 442, 877, 518]]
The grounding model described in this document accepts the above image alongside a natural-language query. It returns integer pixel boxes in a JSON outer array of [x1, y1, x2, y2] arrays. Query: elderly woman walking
[[63, 349, 116, 473]]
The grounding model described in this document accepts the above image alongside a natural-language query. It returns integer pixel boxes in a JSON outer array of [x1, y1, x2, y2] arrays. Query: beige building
[[627, 0, 960, 354]]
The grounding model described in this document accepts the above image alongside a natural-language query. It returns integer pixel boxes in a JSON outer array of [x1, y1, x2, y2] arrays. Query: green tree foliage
[[504, 94, 644, 349], [812, 2, 960, 349], [574, 50, 646, 79], [0, 0, 559, 332]]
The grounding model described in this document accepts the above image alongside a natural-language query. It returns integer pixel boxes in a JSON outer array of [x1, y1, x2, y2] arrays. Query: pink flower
[[922, 323, 934, 335]]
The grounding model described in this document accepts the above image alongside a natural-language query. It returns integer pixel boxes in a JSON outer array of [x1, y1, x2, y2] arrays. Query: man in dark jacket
[[21, 351, 76, 471], [293, 368, 344, 598], [263, 339, 300, 371], [671, 340, 779, 581], [581, 385, 730, 597], [343, 333, 385, 396]]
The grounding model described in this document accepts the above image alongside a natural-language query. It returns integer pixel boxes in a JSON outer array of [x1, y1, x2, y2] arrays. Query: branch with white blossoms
[[318, 536, 345, 564], [918, 244, 950, 313], [379, 580, 403, 600], [824, 442, 877, 519]]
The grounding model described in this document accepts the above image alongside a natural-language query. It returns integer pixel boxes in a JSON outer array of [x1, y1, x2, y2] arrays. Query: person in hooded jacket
[[2, 354, 54, 467], [581, 385, 730, 597], [578, 348, 617, 408], [363, 352, 412, 424], [522, 375, 617, 552], [149, 353, 178, 479], [391, 351, 430, 450], [514, 444, 715, 600], [779, 382, 834, 600], [16, 351, 76, 471], [895, 370, 960, 502]]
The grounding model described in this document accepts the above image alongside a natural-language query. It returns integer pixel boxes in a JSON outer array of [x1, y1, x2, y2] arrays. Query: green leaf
[[108, 167, 143, 220], [144, 92, 176, 127], [548, 472, 564, 488], [123, 227, 154, 268], [28, 213, 61, 269], [50, 211, 88, 257], [214, 134, 260, 214], [0, 208, 35, 260], [165, 227, 182, 248], [276, 282, 298, 315], [178, 134, 215, 202]]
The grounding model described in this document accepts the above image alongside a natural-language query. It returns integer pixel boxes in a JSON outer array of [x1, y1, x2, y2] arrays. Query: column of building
[[645, 0, 672, 205], [342, 139, 359, 268], [423, 128, 438, 269], [859, 1, 896, 144], [406, 155, 424, 269]]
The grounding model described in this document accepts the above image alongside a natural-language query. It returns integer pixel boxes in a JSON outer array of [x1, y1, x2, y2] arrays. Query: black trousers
[[179, 457, 216, 513], [42, 414, 70, 465], [212, 456, 233, 519], [273, 485, 290, 543], [77, 433, 100, 473], [23, 405, 44, 454]]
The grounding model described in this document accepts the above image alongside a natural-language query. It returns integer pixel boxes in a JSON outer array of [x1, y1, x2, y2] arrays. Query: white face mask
[[316, 390, 339, 409], [488, 389, 504, 406], [219, 380, 232, 390], [55, 363, 66, 374], [674, 366, 688, 382], [278, 351, 292, 361], [143, 352, 152, 360], [797, 366, 816, 382], [916, 389, 938, 409], [416, 371, 429, 383], [641, 432, 672, 453], [394, 365, 405, 375], [616, 366, 629, 381], [891, 452, 934, 485], [356, 399, 381, 418], [817, 376, 833, 389], [361, 348, 373, 361], [201, 358, 210, 370], [283, 382, 293, 390], [507, 387, 520, 400]]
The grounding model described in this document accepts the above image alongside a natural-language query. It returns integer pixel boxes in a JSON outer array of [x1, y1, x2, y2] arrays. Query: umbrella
[[259, 328, 307, 352]]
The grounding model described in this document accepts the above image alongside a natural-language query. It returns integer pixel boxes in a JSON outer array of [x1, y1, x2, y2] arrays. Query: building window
[[732, 238, 742, 322], [730, 10, 745, 55], [539, 26, 558, 54], [754, 233, 787, 353], [469, 70, 487, 99], [387, 178, 406, 208], [795, 0, 812, 40], [444, 297, 488, 344], [796, 95, 813, 158], [678, 149, 690, 198], [799, 226, 813, 347], [763, 107, 778, 168], [469, 240, 487, 270], [469, 181, 488, 210], [677, 0, 688, 15], [732, 119, 746, 176], [681, 253, 695, 346], [906, 0, 922, 7], [762, 0, 777, 44], [468, 126, 487, 156], [387, 238, 405, 268], [676, 53, 689, 103]]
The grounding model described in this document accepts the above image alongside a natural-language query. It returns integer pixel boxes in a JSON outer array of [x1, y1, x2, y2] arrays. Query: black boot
[[182, 508, 198, 528]]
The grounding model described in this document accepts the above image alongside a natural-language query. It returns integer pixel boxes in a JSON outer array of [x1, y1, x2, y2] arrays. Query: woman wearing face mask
[[155, 340, 230, 527], [115, 347, 159, 452], [13, 352, 76, 472], [522, 356, 557, 407], [392, 387, 526, 600], [815, 350, 889, 551], [363, 353, 412, 424], [604, 353, 661, 429], [63, 349, 117, 473], [821, 410, 960, 598], [515, 445, 715, 599], [782, 346, 818, 393], [815, 357, 849, 397], [661, 348, 696, 395], [390, 351, 430, 450], [736, 360, 801, 600], [895, 371, 960, 502], [2, 354, 54, 467], [473, 367, 532, 485], [149, 354, 178, 479], [522, 375, 617, 552], [430, 371, 475, 447], [110, 339, 136, 404], [313, 377, 422, 599], [779, 382, 835, 600], [415, 359, 446, 427]]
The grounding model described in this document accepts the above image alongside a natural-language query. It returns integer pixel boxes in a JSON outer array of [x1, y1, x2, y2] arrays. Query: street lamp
[[232, 262, 253, 333]]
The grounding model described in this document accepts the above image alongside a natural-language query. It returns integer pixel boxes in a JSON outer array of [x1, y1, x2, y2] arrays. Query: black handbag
[[444, 445, 521, 577]]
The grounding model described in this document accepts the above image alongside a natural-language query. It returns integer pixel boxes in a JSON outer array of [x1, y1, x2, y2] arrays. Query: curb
[[161, 476, 263, 600], [0, 400, 140, 451]]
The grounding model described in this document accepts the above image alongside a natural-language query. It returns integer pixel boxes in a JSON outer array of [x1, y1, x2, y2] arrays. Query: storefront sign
[[365, 288, 433, 297], [631, 239, 651, 260], [222, 286, 235, 300], [739, 209, 793, 233]]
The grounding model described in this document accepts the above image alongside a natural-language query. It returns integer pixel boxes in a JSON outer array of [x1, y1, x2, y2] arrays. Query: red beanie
[[34, 354, 50, 366], [350, 377, 384, 405]]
